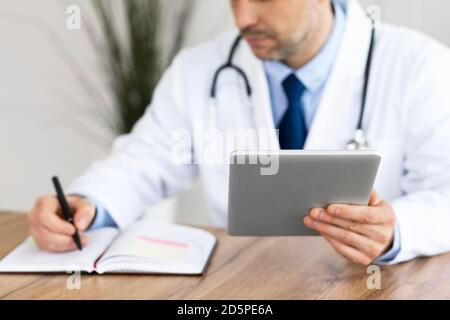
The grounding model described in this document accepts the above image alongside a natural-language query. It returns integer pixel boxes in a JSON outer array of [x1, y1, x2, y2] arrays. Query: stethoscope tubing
[[210, 17, 376, 150]]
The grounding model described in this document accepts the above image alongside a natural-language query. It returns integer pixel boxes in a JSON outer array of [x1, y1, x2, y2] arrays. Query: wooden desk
[[1, 212, 450, 300]]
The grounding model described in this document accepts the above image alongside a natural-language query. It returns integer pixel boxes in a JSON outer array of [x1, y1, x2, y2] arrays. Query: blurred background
[[1, 0, 449, 225]]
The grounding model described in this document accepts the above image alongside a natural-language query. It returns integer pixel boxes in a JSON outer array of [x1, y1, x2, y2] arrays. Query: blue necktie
[[278, 73, 307, 149]]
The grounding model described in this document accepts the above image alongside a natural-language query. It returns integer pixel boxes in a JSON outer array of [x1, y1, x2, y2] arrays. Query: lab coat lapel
[[305, 0, 373, 149]]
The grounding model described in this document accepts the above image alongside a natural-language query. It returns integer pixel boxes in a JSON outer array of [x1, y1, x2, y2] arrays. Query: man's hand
[[28, 195, 95, 252], [303, 191, 396, 266]]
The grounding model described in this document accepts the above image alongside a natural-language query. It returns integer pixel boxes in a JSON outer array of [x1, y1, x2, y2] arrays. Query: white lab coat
[[68, 0, 450, 264]]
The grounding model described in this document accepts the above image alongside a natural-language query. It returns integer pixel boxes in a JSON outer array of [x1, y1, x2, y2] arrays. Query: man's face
[[230, 0, 320, 61]]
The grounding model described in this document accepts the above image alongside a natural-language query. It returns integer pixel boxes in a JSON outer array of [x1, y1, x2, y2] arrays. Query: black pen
[[51, 176, 83, 251]]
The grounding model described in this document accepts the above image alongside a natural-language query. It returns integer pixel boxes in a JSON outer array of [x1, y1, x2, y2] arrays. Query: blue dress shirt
[[86, 0, 400, 263]]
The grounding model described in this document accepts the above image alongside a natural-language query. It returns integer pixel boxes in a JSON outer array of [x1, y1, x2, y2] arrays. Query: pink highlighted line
[[137, 236, 189, 248]]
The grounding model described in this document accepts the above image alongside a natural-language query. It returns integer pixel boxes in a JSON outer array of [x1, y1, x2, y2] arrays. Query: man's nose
[[233, 0, 259, 31]]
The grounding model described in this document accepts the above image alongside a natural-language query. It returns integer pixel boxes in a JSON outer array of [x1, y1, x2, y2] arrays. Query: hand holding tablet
[[227, 150, 397, 265], [305, 189, 396, 265]]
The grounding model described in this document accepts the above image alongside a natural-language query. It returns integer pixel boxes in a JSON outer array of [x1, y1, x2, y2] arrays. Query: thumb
[[73, 202, 96, 232], [369, 190, 382, 207]]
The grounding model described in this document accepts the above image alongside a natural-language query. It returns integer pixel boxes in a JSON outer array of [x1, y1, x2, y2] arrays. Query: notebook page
[[96, 217, 216, 274], [0, 228, 119, 273]]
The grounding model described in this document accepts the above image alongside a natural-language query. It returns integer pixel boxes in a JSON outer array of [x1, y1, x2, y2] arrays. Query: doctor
[[28, 0, 450, 266]]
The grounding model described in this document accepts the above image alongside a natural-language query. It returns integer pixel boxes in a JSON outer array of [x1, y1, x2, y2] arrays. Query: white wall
[[0, 0, 233, 221], [0, 0, 112, 212], [0, 1, 449, 224]]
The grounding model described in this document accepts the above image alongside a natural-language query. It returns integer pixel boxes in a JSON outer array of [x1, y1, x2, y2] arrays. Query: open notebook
[[0, 217, 217, 275]]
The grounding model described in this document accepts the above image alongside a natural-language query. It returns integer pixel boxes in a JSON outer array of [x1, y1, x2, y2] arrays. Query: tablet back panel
[[227, 151, 381, 236]]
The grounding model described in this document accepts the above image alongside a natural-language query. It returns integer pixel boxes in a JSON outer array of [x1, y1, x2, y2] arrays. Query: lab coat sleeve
[[388, 43, 450, 264], [66, 54, 199, 230]]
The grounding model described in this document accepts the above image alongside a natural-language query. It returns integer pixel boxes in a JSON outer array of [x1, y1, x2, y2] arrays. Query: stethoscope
[[210, 17, 376, 151]]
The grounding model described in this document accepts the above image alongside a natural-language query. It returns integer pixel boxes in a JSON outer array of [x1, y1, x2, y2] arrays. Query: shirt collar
[[263, 0, 346, 93]]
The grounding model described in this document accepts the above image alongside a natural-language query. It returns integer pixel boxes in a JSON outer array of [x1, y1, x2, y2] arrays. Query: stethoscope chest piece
[[346, 129, 370, 151]]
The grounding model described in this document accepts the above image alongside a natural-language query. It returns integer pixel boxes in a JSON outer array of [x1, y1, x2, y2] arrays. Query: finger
[[36, 207, 76, 236], [30, 225, 89, 252], [369, 190, 383, 206], [32, 198, 76, 235], [30, 225, 76, 252], [309, 208, 379, 239], [304, 216, 384, 259], [65, 196, 96, 231], [34, 195, 59, 212], [73, 203, 96, 232], [326, 203, 385, 224], [66, 195, 89, 211], [323, 236, 373, 266]]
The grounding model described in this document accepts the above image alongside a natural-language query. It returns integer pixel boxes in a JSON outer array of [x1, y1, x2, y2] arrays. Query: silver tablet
[[227, 150, 381, 236]]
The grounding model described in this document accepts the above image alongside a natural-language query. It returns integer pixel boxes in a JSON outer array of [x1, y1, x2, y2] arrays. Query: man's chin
[[248, 47, 278, 61], [243, 37, 279, 60]]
